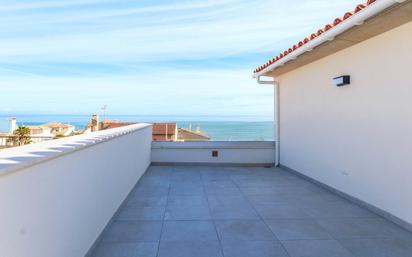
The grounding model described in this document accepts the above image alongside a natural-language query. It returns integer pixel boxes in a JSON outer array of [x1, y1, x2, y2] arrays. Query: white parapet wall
[[0, 124, 152, 257], [152, 141, 275, 166]]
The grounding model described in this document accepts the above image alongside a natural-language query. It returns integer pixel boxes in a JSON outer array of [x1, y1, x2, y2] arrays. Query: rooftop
[[253, 0, 412, 77], [90, 165, 412, 257], [1, 124, 412, 256], [152, 123, 177, 135], [41, 123, 74, 128]]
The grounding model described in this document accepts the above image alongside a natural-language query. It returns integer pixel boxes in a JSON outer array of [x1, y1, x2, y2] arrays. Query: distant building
[[9, 118, 17, 132], [84, 115, 209, 142], [84, 116, 137, 133], [0, 132, 12, 148], [177, 128, 209, 141], [152, 123, 177, 141], [84, 114, 102, 133], [90, 114, 99, 132], [100, 121, 187, 142], [26, 123, 75, 137], [0, 118, 75, 147], [41, 123, 75, 136]]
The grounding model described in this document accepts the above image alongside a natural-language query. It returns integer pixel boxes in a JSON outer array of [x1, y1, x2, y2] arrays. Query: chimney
[[91, 114, 99, 132], [9, 118, 17, 133]]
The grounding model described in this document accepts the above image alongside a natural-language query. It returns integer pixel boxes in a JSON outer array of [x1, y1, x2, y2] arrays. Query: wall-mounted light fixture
[[333, 75, 350, 87]]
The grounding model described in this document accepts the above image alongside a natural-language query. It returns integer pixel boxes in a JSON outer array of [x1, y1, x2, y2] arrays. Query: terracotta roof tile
[[324, 24, 333, 31], [333, 18, 343, 26], [254, 1, 377, 74], [355, 4, 367, 13], [105, 122, 136, 129], [343, 12, 353, 20]]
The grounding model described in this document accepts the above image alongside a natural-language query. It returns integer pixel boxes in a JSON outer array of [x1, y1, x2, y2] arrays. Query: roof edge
[[253, 0, 405, 78]]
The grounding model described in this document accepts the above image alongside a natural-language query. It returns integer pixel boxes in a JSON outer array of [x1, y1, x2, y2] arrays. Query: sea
[[0, 114, 274, 141]]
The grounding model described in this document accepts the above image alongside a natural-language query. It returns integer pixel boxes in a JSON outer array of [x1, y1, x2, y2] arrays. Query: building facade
[[254, 0, 412, 228]]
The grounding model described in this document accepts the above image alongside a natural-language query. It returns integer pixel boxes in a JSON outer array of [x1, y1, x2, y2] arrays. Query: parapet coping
[[0, 123, 152, 177]]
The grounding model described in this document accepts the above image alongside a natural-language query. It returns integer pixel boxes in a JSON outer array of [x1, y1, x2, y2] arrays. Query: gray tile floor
[[91, 166, 412, 257]]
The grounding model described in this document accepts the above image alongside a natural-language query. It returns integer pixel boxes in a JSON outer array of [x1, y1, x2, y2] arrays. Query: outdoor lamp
[[333, 75, 350, 86]]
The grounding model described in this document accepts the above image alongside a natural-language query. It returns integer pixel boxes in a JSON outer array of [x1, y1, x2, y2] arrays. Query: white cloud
[[0, 0, 361, 116], [0, 0, 361, 62]]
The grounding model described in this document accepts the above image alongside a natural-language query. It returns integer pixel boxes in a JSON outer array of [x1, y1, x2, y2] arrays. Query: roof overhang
[[253, 0, 412, 78]]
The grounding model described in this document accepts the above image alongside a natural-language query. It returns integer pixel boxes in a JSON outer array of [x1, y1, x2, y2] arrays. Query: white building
[[0, 119, 76, 147], [253, 0, 412, 232], [40, 123, 75, 136]]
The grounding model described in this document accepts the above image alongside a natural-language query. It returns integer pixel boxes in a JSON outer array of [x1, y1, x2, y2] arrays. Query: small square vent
[[211, 150, 218, 157]]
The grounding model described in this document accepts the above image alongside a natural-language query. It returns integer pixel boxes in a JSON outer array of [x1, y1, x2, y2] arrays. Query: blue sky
[[0, 0, 361, 118]]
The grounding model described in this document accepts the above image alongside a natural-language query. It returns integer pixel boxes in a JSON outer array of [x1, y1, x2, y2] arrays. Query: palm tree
[[14, 126, 31, 146]]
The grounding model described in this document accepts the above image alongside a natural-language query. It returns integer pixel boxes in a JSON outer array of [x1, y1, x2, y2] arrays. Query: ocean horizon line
[[0, 114, 274, 122]]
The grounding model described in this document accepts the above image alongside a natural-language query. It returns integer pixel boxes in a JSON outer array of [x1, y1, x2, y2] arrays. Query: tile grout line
[[238, 168, 358, 257], [155, 167, 173, 257], [200, 168, 227, 257], [229, 168, 294, 257], [309, 216, 377, 257]]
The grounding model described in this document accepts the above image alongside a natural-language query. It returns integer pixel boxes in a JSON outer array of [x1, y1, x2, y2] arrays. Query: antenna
[[101, 105, 107, 121]]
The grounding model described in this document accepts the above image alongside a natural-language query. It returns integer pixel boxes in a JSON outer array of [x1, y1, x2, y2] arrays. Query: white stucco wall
[[0, 124, 152, 257], [277, 21, 412, 224], [152, 141, 275, 165]]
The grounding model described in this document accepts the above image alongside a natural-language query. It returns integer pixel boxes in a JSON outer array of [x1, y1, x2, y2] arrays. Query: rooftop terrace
[[1, 124, 411, 257], [90, 165, 412, 257]]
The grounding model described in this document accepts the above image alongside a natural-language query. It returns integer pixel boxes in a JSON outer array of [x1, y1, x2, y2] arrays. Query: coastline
[[0, 114, 274, 141]]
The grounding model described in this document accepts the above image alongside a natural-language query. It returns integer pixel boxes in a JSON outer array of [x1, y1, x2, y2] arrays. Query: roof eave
[[253, 0, 406, 79]]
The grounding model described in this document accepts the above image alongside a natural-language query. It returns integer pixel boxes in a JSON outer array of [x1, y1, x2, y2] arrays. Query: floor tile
[[124, 196, 168, 207], [137, 178, 170, 188], [208, 195, 259, 220], [157, 241, 223, 257], [302, 201, 376, 218], [266, 219, 332, 240], [90, 165, 412, 257], [339, 238, 412, 257], [116, 205, 165, 221], [233, 180, 280, 188], [204, 187, 242, 196], [207, 195, 250, 205], [222, 240, 289, 257], [215, 220, 276, 241], [254, 204, 310, 219], [316, 218, 408, 239], [203, 180, 237, 188], [92, 242, 158, 257], [282, 239, 354, 257], [169, 185, 205, 196], [167, 195, 208, 206], [164, 203, 211, 220], [240, 186, 289, 196], [209, 203, 260, 220], [130, 186, 169, 197], [161, 221, 218, 242], [102, 221, 162, 243], [247, 194, 299, 205]]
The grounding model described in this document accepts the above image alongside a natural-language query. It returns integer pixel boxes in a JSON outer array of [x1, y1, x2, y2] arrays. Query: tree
[[14, 126, 31, 146]]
